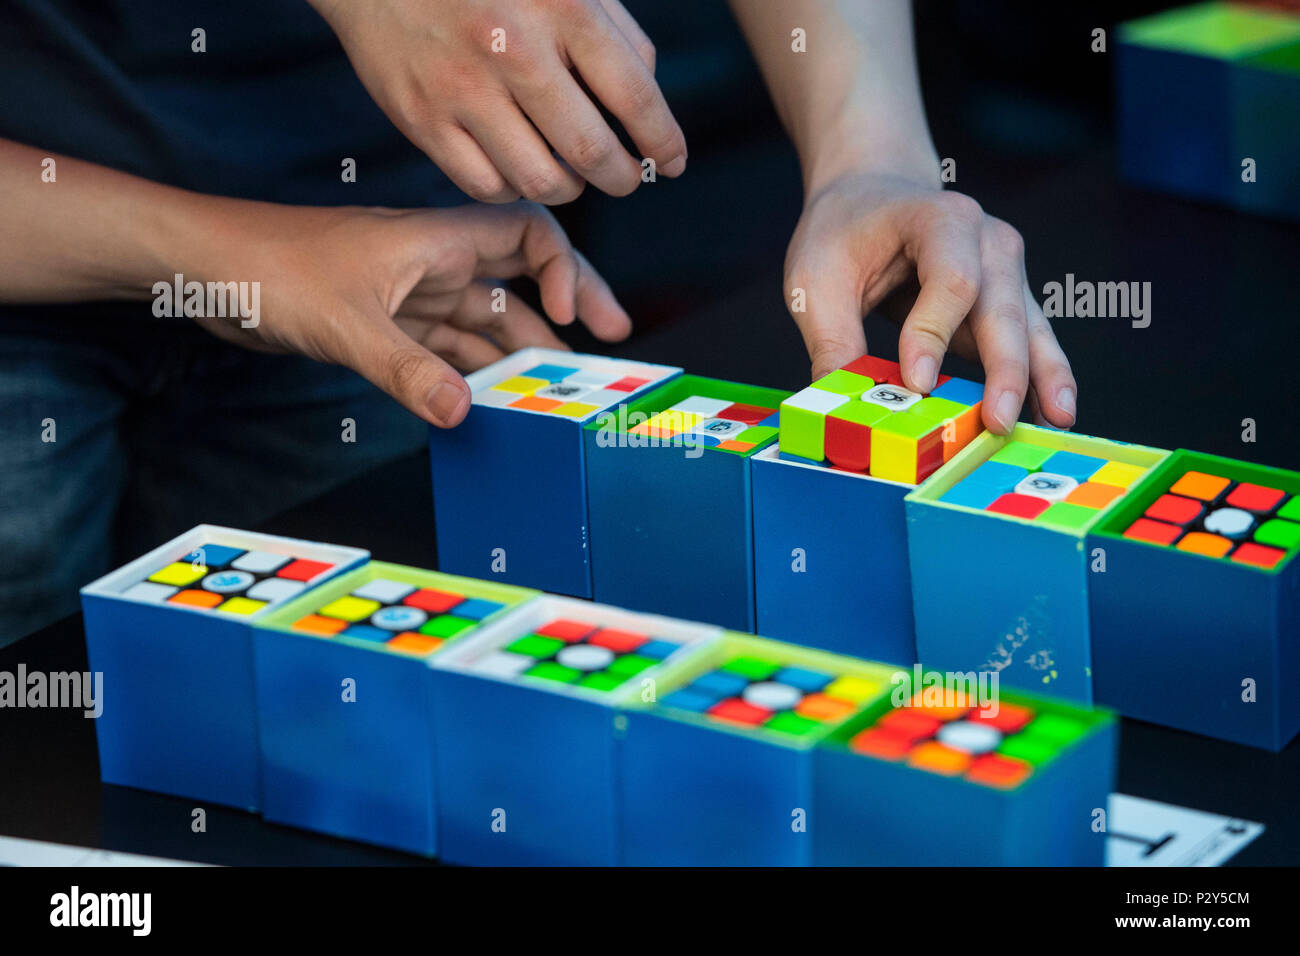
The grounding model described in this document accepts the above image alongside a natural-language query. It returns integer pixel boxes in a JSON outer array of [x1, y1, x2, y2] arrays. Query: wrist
[[801, 121, 942, 201]]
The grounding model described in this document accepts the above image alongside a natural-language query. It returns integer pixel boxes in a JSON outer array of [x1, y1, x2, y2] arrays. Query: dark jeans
[[0, 314, 425, 646]]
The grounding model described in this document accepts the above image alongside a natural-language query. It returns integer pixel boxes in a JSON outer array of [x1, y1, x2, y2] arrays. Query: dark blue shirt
[[1, 0, 462, 208]]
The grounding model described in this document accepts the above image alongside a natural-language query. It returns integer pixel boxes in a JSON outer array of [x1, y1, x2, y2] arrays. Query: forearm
[[0, 139, 234, 303], [728, 0, 939, 196]]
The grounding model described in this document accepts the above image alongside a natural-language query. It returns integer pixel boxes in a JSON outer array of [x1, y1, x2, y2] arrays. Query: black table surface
[[2, 146, 1298, 865]]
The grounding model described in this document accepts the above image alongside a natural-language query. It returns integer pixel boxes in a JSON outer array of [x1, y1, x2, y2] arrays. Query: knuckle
[[570, 131, 617, 171], [939, 191, 983, 225], [989, 219, 1024, 258], [988, 302, 1028, 332], [638, 40, 657, 72], [516, 167, 565, 202], [939, 266, 980, 306], [616, 71, 659, 114]]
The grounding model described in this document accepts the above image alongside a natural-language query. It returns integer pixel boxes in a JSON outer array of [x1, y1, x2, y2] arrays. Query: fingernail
[[994, 389, 1021, 434], [662, 154, 687, 177], [1055, 386, 1076, 425], [912, 356, 938, 393], [427, 382, 470, 426]]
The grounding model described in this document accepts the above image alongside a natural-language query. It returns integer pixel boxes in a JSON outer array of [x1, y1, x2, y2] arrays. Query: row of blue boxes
[[429, 348, 1300, 752], [81, 524, 1115, 865]]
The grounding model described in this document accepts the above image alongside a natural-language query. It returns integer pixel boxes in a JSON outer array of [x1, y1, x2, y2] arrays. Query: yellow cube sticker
[[317, 595, 381, 622], [148, 562, 207, 587]]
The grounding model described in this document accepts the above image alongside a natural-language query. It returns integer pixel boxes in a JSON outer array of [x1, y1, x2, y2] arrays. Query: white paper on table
[[0, 835, 210, 867], [1105, 794, 1264, 867]]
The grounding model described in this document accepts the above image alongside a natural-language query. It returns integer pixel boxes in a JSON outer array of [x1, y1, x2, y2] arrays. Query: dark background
[[2, 1, 1298, 865]]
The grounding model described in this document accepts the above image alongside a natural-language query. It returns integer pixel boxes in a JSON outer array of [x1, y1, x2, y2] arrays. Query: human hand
[[783, 170, 1076, 433], [186, 200, 630, 427], [308, 0, 687, 203]]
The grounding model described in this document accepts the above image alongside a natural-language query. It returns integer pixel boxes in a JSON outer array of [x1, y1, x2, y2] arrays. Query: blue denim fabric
[[0, 317, 425, 646]]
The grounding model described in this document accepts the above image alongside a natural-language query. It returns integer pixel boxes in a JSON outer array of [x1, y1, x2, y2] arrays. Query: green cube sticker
[[765, 711, 822, 736], [1021, 713, 1089, 746], [779, 406, 828, 460], [526, 661, 581, 683], [1276, 496, 1300, 522], [1255, 518, 1300, 551], [829, 400, 891, 428], [579, 671, 626, 692], [607, 654, 656, 678], [871, 409, 937, 440], [420, 615, 477, 639], [721, 656, 781, 680], [813, 369, 874, 398], [910, 395, 967, 428], [1037, 502, 1098, 532], [996, 734, 1057, 766], [738, 425, 778, 445], [504, 633, 565, 657], [990, 441, 1056, 471]]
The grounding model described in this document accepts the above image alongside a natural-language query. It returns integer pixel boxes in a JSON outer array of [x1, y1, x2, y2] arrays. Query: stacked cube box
[[906, 426, 1169, 702], [814, 671, 1115, 865], [80, 526, 368, 810], [617, 633, 899, 866], [1089, 449, 1300, 750], [428, 595, 720, 865], [583, 375, 789, 630], [753, 356, 986, 661], [252, 562, 538, 855], [1117, 2, 1300, 220], [429, 347, 680, 598]]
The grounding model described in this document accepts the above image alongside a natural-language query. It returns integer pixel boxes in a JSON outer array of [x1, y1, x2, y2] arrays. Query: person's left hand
[[782, 169, 1076, 434]]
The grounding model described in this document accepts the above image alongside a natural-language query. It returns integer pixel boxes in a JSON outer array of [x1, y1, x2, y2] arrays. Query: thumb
[[349, 317, 471, 427]]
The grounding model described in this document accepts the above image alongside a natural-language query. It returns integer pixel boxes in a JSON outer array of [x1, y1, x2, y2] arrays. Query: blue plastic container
[[617, 633, 900, 866], [80, 526, 368, 810], [750, 445, 916, 662], [252, 562, 538, 855], [428, 595, 720, 865], [428, 347, 679, 598]]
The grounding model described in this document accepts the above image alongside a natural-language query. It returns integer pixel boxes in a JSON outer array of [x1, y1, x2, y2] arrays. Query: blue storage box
[[252, 562, 538, 855], [1089, 449, 1300, 750], [1116, 2, 1300, 218], [428, 347, 680, 598], [80, 526, 368, 810], [814, 670, 1116, 865], [906, 426, 1168, 703], [428, 595, 719, 865], [617, 633, 899, 866], [750, 446, 916, 661], [584, 375, 789, 630]]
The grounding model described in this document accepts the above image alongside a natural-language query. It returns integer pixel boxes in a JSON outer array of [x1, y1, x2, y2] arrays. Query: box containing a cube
[[1089, 450, 1300, 750], [814, 670, 1115, 865], [252, 562, 537, 855], [80, 526, 368, 810], [906, 426, 1169, 702], [617, 633, 899, 866], [1117, 2, 1300, 219], [753, 356, 985, 661], [429, 347, 680, 598], [428, 595, 719, 865], [584, 375, 788, 630]]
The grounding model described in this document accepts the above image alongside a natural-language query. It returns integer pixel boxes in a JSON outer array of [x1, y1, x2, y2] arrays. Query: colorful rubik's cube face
[[288, 578, 509, 656], [659, 654, 884, 738], [482, 360, 658, 419], [939, 439, 1148, 531], [848, 692, 1093, 790], [623, 395, 780, 455], [1123, 470, 1300, 570], [778, 355, 984, 483], [123, 544, 338, 617], [460, 617, 693, 692]]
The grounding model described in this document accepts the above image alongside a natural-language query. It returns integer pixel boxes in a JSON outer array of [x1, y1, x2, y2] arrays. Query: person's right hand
[[308, 0, 687, 203], [187, 201, 631, 427]]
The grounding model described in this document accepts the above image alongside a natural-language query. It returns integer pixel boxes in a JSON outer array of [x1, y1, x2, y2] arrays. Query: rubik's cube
[[660, 654, 883, 737], [778, 355, 984, 483], [846, 690, 1093, 789], [939, 438, 1149, 531], [480, 361, 657, 419], [626, 394, 779, 454], [1122, 468, 1299, 568], [128, 544, 341, 616], [459, 614, 694, 693], [284, 574, 511, 654]]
